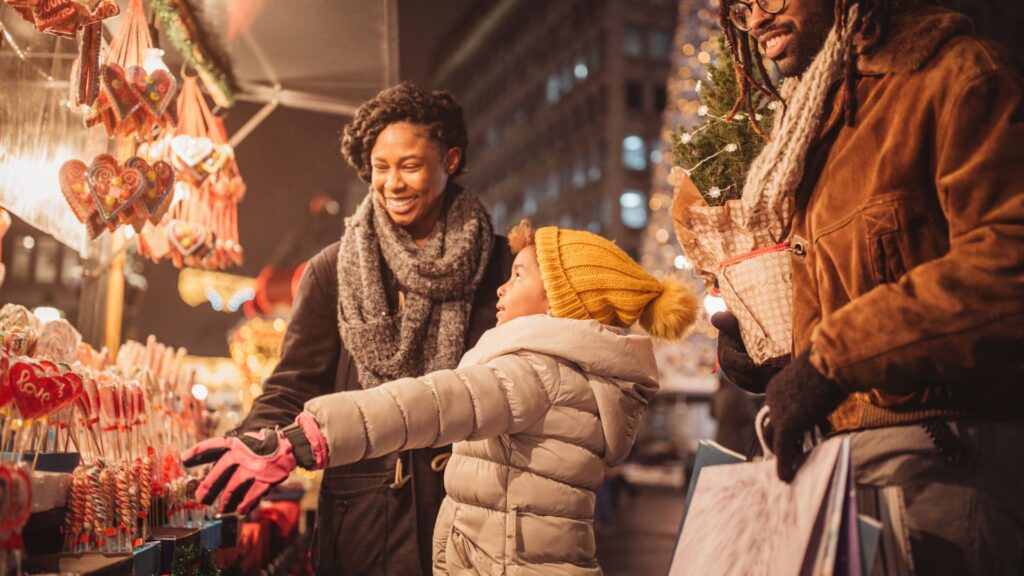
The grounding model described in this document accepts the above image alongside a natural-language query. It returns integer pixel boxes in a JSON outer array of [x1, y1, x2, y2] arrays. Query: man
[[712, 0, 1024, 572]]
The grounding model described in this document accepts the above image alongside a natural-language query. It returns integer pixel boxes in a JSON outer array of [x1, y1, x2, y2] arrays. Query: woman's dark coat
[[240, 236, 512, 575]]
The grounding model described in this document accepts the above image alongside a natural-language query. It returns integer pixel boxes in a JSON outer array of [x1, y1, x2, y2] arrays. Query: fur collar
[[856, 6, 973, 75]]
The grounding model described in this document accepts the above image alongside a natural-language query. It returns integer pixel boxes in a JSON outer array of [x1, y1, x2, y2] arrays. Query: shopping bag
[[680, 439, 746, 526], [670, 434, 850, 576], [669, 402, 912, 576]]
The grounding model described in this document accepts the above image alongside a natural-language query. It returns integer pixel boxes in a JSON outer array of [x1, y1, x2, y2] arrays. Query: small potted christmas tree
[[670, 36, 793, 365], [672, 36, 774, 207]]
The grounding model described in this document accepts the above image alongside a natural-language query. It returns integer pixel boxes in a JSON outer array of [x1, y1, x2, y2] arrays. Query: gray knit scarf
[[337, 185, 494, 388]]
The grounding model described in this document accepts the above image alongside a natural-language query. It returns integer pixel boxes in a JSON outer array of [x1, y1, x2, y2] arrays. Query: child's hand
[[183, 427, 297, 514]]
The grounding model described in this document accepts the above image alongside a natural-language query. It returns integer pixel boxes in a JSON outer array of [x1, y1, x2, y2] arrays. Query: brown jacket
[[791, 7, 1024, 431], [240, 236, 512, 575]]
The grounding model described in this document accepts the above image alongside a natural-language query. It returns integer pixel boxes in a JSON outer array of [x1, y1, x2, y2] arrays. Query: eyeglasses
[[728, 0, 787, 31]]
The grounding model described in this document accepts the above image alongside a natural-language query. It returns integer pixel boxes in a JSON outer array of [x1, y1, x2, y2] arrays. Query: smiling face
[[748, 0, 834, 78], [495, 245, 550, 326], [371, 121, 462, 245]]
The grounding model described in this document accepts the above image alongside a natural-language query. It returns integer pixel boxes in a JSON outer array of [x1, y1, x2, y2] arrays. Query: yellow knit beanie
[[533, 226, 698, 339]]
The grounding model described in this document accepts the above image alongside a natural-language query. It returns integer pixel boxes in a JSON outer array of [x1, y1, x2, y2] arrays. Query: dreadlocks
[[719, 7, 782, 138], [720, 0, 928, 127]]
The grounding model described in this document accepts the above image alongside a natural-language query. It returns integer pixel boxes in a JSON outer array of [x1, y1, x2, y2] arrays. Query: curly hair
[[507, 219, 536, 254], [341, 81, 469, 182]]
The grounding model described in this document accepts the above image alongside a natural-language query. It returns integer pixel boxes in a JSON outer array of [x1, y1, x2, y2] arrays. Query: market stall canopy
[[201, 0, 399, 116], [0, 0, 398, 254]]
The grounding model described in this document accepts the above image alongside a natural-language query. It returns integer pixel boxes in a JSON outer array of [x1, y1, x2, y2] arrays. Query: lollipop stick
[[31, 418, 48, 472]]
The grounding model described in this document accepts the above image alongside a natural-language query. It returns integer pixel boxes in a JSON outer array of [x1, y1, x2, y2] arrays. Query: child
[[185, 221, 698, 575]]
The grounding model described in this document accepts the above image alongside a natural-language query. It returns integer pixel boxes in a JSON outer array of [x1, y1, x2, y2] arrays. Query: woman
[[187, 82, 511, 575]]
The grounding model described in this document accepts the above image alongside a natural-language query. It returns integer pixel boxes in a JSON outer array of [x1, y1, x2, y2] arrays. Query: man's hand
[[764, 351, 848, 482], [711, 311, 788, 393]]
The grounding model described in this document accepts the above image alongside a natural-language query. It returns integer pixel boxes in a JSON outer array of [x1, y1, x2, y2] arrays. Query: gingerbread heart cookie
[[59, 159, 95, 223], [127, 65, 177, 118], [170, 135, 214, 183], [100, 64, 141, 122], [87, 154, 146, 226], [167, 220, 208, 257], [124, 157, 175, 224]]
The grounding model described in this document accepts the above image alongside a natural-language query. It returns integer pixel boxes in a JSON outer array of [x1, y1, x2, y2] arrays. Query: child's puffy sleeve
[[302, 352, 556, 469]]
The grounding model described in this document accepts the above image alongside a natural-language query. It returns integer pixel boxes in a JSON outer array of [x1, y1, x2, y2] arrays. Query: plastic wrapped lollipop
[[128, 485, 139, 547], [80, 372, 101, 428], [97, 377, 122, 459], [173, 477, 186, 527], [113, 380, 127, 434], [99, 467, 117, 551], [120, 382, 136, 458], [139, 452, 153, 537], [83, 374, 102, 454], [87, 463, 108, 550], [131, 384, 145, 427], [82, 472, 96, 552], [0, 466, 33, 575], [116, 465, 133, 550], [184, 476, 199, 528], [64, 468, 87, 552]]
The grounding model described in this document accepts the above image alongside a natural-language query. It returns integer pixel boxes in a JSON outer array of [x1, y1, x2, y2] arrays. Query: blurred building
[[430, 0, 679, 257], [1, 216, 84, 319]]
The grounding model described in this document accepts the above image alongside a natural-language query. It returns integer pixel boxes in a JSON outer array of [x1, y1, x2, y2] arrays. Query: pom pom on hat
[[638, 277, 699, 340]]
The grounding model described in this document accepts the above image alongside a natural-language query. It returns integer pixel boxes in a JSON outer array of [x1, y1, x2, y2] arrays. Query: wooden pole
[[104, 232, 126, 357]]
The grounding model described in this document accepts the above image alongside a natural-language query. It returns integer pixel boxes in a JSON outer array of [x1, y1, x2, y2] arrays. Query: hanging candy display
[[0, 303, 212, 558], [84, 0, 177, 138], [138, 75, 245, 270], [59, 153, 176, 239], [2, 0, 118, 39]]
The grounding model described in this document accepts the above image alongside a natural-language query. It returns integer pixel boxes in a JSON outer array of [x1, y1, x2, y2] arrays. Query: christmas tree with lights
[[671, 36, 774, 205]]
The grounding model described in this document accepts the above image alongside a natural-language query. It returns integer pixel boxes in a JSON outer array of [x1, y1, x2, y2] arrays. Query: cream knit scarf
[[337, 185, 494, 388], [740, 8, 858, 240]]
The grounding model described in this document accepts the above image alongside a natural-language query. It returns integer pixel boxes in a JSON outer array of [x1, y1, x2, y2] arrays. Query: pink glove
[[182, 427, 297, 514]]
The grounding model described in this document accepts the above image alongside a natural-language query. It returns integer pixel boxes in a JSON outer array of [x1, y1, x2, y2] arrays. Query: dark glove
[[711, 311, 788, 393], [764, 351, 848, 482], [183, 426, 302, 514]]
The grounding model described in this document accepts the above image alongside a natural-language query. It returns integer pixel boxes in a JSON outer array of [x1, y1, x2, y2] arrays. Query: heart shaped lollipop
[[0, 353, 12, 409], [10, 365, 82, 420]]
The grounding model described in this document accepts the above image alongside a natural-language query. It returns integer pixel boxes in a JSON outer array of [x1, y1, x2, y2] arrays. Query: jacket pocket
[[857, 202, 904, 286], [313, 480, 389, 575], [447, 526, 500, 575], [870, 230, 907, 285]]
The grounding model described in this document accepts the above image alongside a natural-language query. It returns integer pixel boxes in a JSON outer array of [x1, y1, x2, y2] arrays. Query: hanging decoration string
[[149, 0, 235, 107]]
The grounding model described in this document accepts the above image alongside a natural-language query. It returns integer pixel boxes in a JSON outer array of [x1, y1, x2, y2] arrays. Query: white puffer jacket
[[304, 315, 660, 575]]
